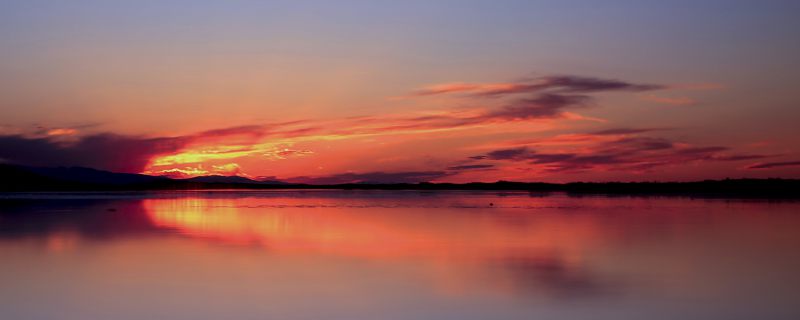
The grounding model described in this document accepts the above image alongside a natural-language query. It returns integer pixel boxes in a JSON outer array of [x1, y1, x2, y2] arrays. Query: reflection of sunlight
[[142, 197, 608, 262], [142, 196, 621, 297], [45, 231, 79, 253]]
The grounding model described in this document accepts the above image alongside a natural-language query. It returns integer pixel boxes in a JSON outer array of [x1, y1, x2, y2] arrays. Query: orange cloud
[[145, 162, 246, 178], [464, 132, 773, 175], [411, 75, 663, 97], [4, 73, 757, 182], [46, 128, 79, 136], [411, 82, 527, 96]]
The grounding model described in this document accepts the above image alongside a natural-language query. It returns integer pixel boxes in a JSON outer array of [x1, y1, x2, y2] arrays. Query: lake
[[1, 190, 799, 319]]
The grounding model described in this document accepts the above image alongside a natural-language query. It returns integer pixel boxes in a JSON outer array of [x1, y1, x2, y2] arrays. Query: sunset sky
[[1, 0, 799, 183]]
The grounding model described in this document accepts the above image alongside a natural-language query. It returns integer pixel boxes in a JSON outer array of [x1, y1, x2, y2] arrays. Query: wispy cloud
[[465, 129, 774, 174], [591, 127, 668, 135], [1, 73, 753, 181], [446, 164, 495, 171], [746, 161, 800, 170], [411, 75, 663, 97], [390, 75, 665, 130]]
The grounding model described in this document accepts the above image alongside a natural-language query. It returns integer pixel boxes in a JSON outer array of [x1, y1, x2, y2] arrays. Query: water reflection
[[142, 196, 624, 298], [0, 198, 157, 240], [1, 192, 800, 319]]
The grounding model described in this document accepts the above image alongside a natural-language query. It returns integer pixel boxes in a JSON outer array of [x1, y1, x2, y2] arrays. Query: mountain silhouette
[[0, 163, 798, 197], [27, 166, 167, 185]]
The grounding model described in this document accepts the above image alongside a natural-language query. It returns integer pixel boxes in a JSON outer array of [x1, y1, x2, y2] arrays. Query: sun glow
[[151, 146, 259, 166]]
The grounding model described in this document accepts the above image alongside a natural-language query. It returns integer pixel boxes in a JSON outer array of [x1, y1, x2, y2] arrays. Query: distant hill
[[0, 164, 75, 190], [0, 164, 171, 191], [1, 163, 798, 198], [0, 164, 292, 191], [26, 166, 167, 185]]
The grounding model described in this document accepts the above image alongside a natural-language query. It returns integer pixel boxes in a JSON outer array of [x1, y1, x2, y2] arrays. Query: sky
[[1, 0, 799, 183]]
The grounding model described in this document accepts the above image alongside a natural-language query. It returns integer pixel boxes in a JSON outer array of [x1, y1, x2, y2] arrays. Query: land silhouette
[[1, 164, 798, 198]]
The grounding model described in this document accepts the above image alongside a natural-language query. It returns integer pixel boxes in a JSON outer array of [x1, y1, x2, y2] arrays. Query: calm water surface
[[1, 191, 799, 319]]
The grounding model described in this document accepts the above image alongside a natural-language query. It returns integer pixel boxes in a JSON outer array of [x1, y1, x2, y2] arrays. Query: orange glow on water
[[5, 193, 800, 318], [136, 194, 800, 301], [142, 196, 609, 262]]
